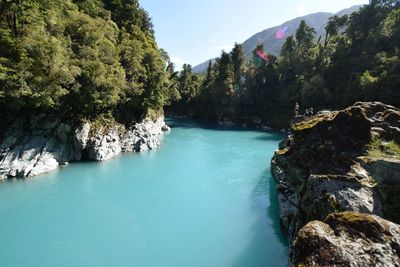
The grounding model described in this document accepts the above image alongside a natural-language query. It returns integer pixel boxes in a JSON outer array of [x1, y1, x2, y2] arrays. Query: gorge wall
[[271, 102, 400, 266]]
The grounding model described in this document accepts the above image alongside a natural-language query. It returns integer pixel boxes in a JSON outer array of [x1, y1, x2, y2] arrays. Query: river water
[[0, 119, 288, 267]]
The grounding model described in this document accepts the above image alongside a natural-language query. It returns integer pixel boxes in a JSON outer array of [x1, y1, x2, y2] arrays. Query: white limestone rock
[[72, 122, 90, 161], [0, 115, 170, 178], [87, 129, 121, 162]]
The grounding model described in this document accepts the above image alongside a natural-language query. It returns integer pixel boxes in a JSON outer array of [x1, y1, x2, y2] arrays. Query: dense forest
[[1, 0, 399, 129], [168, 0, 400, 128], [0, 0, 172, 123]]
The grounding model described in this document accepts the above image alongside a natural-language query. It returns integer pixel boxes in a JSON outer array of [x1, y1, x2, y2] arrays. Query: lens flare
[[276, 26, 288, 39]]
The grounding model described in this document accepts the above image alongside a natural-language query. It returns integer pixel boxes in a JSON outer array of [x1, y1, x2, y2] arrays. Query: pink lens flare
[[256, 50, 270, 62], [276, 26, 288, 39]]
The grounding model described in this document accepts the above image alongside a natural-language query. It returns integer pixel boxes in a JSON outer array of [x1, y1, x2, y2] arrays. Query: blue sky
[[140, 0, 369, 69]]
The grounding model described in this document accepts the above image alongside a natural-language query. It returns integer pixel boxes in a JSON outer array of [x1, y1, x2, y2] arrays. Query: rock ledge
[[0, 116, 170, 179]]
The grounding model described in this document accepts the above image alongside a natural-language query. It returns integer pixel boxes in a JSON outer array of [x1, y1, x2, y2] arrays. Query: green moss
[[293, 221, 337, 266], [326, 212, 390, 240], [367, 138, 400, 159], [145, 108, 164, 121], [311, 174, 364, 185], [291, 112, 338, 131], [328, 212, 377, 225], [276, 147, 289, 155], [89, 116, 124, 136]]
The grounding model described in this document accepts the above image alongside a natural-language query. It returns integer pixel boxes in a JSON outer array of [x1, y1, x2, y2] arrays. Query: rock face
[[73, 122, 90, 161], [292, 212, 400, 266], [86, 117, 168, 161], [0, 116, 169, 179], [271, 102, 400, 265]]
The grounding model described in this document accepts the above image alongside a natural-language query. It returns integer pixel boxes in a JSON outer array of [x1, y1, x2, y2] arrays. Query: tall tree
[[296, 20, 316, 50], [230, 43, 244, 89]]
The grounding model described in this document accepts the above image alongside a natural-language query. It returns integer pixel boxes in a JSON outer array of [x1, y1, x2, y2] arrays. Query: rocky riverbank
[[271, 102, 400, 266], [0, 115, 170, 179]]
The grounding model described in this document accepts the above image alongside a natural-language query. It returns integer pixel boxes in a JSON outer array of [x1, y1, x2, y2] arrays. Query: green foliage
[[164, 62, 203, 116], [178, 64, 198, 102], [0, 0, 170, 122], [325, 15, 348, 46], [231, 43, 244, 86], [295, 20, 316, 50], [1, 0, 399, 128], [169, 2, 400, 128], [103, 0, 154, 35]]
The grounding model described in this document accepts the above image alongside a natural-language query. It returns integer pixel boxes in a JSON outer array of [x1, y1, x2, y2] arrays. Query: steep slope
[[241, 12, 332, 59], [193, 5, 362, 74], [192, 58, 216, 74]]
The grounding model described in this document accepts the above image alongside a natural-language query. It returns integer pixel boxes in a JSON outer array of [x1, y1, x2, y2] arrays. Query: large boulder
[[120, 117, 165, 153], [0, 118, 71, 179], [292, 212, 400, 267], [87, 128, 122, 162]]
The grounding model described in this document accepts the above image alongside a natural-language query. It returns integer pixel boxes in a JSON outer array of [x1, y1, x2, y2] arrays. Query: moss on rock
[[326, 212, 390, 241], [271, 102, 400, 266], [292, 212, 400, 267]]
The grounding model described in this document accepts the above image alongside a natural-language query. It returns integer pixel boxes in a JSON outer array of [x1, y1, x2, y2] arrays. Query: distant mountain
[[192, 58, 216, 74], [192, 5, 362, 74]]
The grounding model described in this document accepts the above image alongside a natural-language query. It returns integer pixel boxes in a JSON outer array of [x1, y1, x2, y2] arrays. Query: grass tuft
[[367, 138, 400, 159]]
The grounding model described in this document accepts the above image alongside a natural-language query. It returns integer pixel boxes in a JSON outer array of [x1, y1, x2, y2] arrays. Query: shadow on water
[[168, 116, 289, 266], [231, 169, 289, 267], [166, 117, 286, 137], [253, 134, 285, 142], [267, 177, 289, 247]]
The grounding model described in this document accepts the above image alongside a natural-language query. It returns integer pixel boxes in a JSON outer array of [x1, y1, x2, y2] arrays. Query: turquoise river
[[0, 119, 288, 267]]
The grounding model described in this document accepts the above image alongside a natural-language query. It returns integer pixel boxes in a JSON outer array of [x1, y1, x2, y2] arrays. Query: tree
[[0, 0, 170, 122], [230, 43, 244, 89], [103, 0, 154, 35], [324, 15, 348, 46], [178, 64, 194, 103], [296, 20, 316, 50]]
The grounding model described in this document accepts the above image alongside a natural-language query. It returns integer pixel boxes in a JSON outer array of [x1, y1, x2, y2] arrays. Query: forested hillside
[[193, 5, 361, 74], [0, 0, 172, 123], [170, 0, 400, 128]]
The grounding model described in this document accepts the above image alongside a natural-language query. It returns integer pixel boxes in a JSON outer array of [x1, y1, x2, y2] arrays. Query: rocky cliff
[[271, 102, 400, 266], [0, 115, 170, 179]]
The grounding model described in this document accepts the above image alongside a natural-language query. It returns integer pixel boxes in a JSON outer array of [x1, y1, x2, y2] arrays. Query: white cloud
[[170, 56, 185, 71], [208, 44, 234, 52], [297, 5, 306, 14]]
